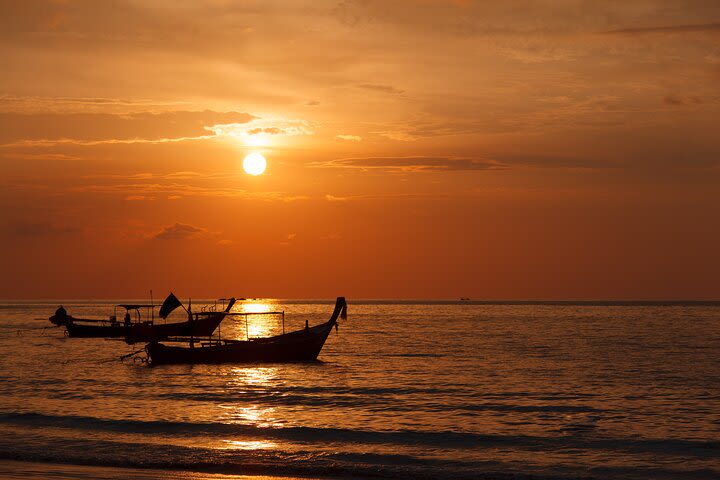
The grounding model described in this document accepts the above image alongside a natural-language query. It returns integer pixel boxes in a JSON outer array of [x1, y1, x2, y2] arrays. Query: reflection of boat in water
[[146, 297, 347, 365], [49, 294, 235, 343]]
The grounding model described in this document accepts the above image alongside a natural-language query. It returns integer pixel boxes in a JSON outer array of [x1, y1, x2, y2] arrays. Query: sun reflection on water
[[241, 302, 273, 314], [219, 366, 284, 428], [220, 439, 277, 450], [228, 366, 278, 386], [225, 300, 284, 339]]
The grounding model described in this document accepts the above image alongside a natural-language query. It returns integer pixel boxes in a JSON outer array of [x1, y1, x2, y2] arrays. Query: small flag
[[159, 292, 182, 319]]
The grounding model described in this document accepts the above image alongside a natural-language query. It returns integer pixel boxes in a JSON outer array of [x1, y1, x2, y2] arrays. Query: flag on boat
[[159, 292, 182, 319]]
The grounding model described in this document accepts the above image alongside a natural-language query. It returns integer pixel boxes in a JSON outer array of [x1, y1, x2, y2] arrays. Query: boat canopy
[[117, 304, 156, 310]]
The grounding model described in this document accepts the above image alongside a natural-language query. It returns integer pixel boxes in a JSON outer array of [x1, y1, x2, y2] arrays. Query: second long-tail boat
[[49, 294, 235, 343]]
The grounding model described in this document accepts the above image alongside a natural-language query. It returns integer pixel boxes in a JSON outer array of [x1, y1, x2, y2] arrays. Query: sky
[[1, 0, 719, 299]]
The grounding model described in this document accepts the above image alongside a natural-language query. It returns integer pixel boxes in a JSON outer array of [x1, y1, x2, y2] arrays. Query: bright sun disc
[[243, 152, 267, 175]]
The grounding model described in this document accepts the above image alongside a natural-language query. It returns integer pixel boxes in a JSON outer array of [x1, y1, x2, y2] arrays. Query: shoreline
[[0, 459, 345, 480]]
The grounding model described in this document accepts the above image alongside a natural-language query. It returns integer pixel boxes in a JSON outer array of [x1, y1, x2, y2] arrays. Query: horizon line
[[2, 298, 720, 304]]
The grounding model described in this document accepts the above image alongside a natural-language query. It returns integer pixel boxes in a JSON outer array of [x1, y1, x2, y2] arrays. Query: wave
[[0, 435, 557, 480], [0, 412, 717, 459], [157, 391, 601, 413], [0, 430, 717, 480]]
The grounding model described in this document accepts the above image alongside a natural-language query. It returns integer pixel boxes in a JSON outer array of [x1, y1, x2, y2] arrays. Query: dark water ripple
[[0, 411, 718, 457]]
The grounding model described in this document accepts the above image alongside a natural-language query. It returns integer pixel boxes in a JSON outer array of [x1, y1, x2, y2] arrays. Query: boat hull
[[65, 322, 128, 338], [125, 314, 226, 343], [65, 313, 226, 342]]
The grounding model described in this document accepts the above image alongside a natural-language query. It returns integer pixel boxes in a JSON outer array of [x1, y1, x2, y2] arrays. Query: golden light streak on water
[[220, 439, 277, 451], [229, 301, 284, 339]]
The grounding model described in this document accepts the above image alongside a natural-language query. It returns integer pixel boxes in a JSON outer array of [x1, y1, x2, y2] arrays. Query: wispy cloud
[[312, 153, 614, 171], [375, 131, 417, 142], [0, 152, 83, 161], [357, 84, 405, 95], [604, 23, 720, 35], [247, 127, 286, 135], [74, 181, 309, 202], [205, 118, 313, 146], [312, 156, 506, 172], [0, 110, 255, 146], [0, 94, 194, 113], [663, 94, 704, 106], [325, 194, 350, 201], [1, 135, 217, 148], [154, 223, 206, 241], [336, 134, 362, 141]]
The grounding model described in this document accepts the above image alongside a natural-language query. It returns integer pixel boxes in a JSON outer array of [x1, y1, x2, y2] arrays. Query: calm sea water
[[0, 300, 718, 479]]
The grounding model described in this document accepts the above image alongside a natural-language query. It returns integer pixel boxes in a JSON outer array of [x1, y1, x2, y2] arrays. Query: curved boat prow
[[329, 297, 347, 327], [224, 297, 237, 313]]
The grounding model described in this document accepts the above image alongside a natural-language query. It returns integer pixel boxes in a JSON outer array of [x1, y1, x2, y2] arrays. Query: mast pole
[[189, 297, 194, 348]]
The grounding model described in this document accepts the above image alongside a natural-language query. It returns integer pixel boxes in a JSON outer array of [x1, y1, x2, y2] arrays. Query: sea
[[0, 300, 718, 479]]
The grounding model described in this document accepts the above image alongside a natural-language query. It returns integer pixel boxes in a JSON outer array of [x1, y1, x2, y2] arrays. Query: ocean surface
[[0, 300, 718, 479]]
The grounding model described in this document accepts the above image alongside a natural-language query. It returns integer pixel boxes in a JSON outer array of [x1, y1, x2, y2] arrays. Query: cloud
[[325, 194, 349, 201], [0, 152, 82, 161], [336, 134, 362, 141], [605, 23, 720, 35], [154, 223, 206, 241], [205, 119, 313, 144], [313, 156, 506, 172], [0, 110, 255, 145], [496, 153, 620, 169], [3, 135, 216, 148], [313, 153, 612, 171], [663, 94, 703, 105], [0, 95, 194, 114], [74, 179, 309, 202], [247, 127, 286, 135], [125, 195, 150, 201], [357, 84, 405, 95], [376, 131, 417, 142], [664, 94, 684, 105]]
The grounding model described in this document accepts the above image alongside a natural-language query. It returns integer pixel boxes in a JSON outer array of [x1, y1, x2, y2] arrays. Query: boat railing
[[223, 311, 286, 339]]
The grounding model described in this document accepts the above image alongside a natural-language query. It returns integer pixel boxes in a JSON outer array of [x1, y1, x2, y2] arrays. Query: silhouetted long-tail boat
[[49, 294, 236, 343], [145, 297, 347, 365]]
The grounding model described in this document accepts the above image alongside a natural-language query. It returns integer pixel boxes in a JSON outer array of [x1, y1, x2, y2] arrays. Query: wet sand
[[0, 460, 339, 480]]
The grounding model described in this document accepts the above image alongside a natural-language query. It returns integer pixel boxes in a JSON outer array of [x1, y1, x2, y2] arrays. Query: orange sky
[[1, 1, 719, 299]]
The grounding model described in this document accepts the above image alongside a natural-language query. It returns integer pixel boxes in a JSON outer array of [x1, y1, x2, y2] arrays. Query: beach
[[0, 459, 336, 480]]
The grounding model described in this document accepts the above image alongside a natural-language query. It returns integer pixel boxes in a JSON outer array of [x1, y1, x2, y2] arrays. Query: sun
[[243, 152, 267, 176]]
